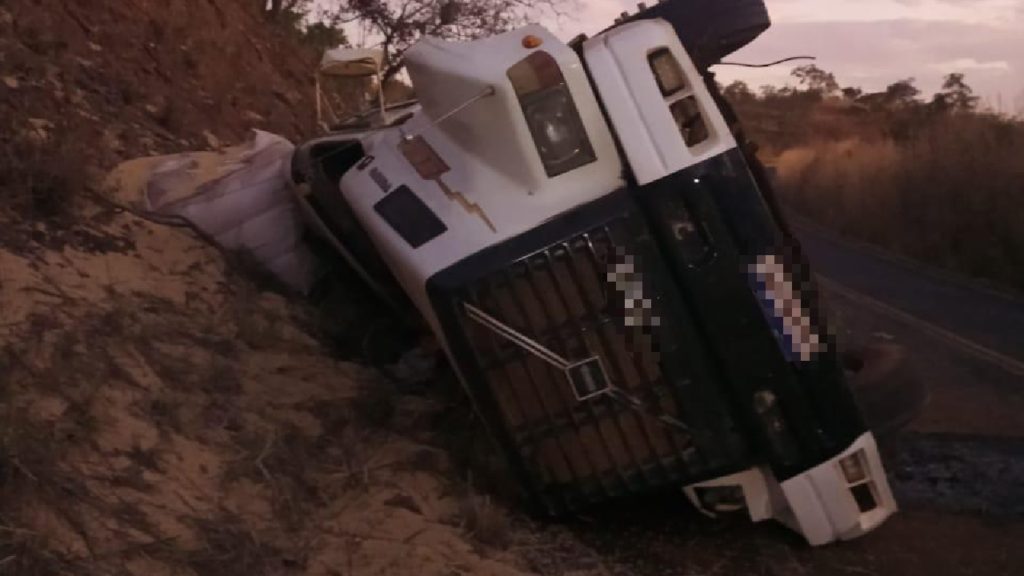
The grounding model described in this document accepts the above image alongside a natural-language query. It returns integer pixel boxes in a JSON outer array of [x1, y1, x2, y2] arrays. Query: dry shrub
[[0, 118, 89, 224], [733, 95, 884, 155], [351, 381, 397, 429], [0, 402, 92, 575], [777, 114, 1024, 290], [459, 492, 512, 550], [184, 513, 299, 576]]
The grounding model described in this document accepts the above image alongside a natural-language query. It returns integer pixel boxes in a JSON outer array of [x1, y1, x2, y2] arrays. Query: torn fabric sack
[[106, 130, 320, 293]]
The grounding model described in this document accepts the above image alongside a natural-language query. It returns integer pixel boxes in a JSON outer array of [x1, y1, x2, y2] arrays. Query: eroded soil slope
[[0, 2, 575, 574], [2, 0, 316, 164], [0, 203, 557, 575]]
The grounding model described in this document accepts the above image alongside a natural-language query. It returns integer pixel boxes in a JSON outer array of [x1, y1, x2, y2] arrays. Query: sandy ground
[[0, 2, 567, 567], [0, 178, 549, 575]]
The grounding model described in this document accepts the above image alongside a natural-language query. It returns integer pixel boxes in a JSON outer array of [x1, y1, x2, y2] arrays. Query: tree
[[722, 80, 754, 103], [302, 20, 349, 50], [791, 64, 839, 97], [883, 78, 920, 107], [257, 1, 349, 50], [323, 0, 568, 81], [262, 0, 311, 20], [841, 86, 863, 101], [759, 84, 796, 100], [931, 73, 979, 113]]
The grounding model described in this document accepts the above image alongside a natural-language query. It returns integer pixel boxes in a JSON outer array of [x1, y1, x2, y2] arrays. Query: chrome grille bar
[[458, 218, 703, 506]]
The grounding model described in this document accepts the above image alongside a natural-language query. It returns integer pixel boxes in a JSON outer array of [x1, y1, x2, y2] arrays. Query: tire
[[844, 343, 929, 436], [631, 0, 771, 68]]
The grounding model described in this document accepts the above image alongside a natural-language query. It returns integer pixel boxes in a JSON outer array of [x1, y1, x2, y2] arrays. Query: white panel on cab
[[340, 26, 628, 330], [583, 20, 737, 185]]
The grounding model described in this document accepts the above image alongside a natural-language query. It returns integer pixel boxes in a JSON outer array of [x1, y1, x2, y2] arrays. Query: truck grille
[[456, 221, 703, 511]]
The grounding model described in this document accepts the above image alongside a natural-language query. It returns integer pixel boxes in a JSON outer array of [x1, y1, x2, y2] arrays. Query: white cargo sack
[[106, 130, 320, 293]]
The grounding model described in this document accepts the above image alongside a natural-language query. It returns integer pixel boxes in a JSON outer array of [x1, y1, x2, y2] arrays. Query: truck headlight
[[839, 451, 868, 484], [837, 450, 879, 512], [649, 48, 687, 96], [508, 51, 597, 177]]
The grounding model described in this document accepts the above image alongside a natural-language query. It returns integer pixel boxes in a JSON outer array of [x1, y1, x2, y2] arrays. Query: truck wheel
[[843, 343, 929, 436]]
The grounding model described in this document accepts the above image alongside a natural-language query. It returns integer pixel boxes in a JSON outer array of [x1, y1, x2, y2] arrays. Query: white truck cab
[[290, 1, 897, 546]]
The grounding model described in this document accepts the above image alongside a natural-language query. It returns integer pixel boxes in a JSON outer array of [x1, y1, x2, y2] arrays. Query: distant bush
[[0, 118, 87, 223], [776, 115, 1024, 290], [726, 71, 1024, 291]]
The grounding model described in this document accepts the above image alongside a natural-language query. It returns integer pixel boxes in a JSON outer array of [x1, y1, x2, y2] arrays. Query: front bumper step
[[684, 432, 896, 545]]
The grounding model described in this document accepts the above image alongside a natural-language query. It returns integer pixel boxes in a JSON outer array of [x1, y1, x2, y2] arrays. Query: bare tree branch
[[320, 0, 572, 81]]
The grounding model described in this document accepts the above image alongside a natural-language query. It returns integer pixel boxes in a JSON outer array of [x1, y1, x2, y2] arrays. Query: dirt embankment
[[2, 0, 317, 163], [0, 210, 547, 574], [0, 2, 602, 575]]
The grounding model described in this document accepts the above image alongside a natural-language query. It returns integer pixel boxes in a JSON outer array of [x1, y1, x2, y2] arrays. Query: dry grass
[[0, 208, 534, 575], [773, 113, 1024, 290], [459, 491, 513, 550], [0, 391, 101, 575], [183, 512, 298, 576], [0, 118, 89, 225]]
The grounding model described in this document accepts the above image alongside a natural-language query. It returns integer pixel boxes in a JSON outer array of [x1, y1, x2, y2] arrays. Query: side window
[[648, 48, 709, 147]]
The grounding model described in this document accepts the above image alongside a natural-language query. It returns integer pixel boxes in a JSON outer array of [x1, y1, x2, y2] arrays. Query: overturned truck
[[290, 0, 898, 545]]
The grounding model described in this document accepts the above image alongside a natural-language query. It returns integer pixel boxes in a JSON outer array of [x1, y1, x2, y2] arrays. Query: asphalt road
[[540, 221, 1024, 576], [793, 219, 1024, 376]]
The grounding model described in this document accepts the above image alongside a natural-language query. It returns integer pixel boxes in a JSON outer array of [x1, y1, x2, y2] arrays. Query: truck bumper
[[684, 432, 896, 545]]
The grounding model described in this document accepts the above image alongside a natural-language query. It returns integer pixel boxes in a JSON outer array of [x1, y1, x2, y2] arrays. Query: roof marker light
[[522, 35, 543, 49]]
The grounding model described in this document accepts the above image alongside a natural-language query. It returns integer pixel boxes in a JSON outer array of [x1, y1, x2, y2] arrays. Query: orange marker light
[[522, 35, 543, 49]]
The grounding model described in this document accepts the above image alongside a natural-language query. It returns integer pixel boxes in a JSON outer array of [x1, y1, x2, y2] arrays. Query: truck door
[[582, 19, 737, 185]]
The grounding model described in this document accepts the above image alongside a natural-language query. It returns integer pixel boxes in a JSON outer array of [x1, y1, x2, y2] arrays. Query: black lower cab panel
[[426, 155, 868, 513], [428, 192, 751, 513]]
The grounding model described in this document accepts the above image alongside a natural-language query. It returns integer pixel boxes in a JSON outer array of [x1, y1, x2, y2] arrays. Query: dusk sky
[[548, 0, 1024, 114]]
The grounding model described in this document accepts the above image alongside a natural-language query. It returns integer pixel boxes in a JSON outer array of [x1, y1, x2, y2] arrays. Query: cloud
[[543, 0, 1022, 109], [712, 19, 1023, 107], [766, 0, 1021, 27], [930, 58, 1011, 72], [552, 0, 1023, 39]]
